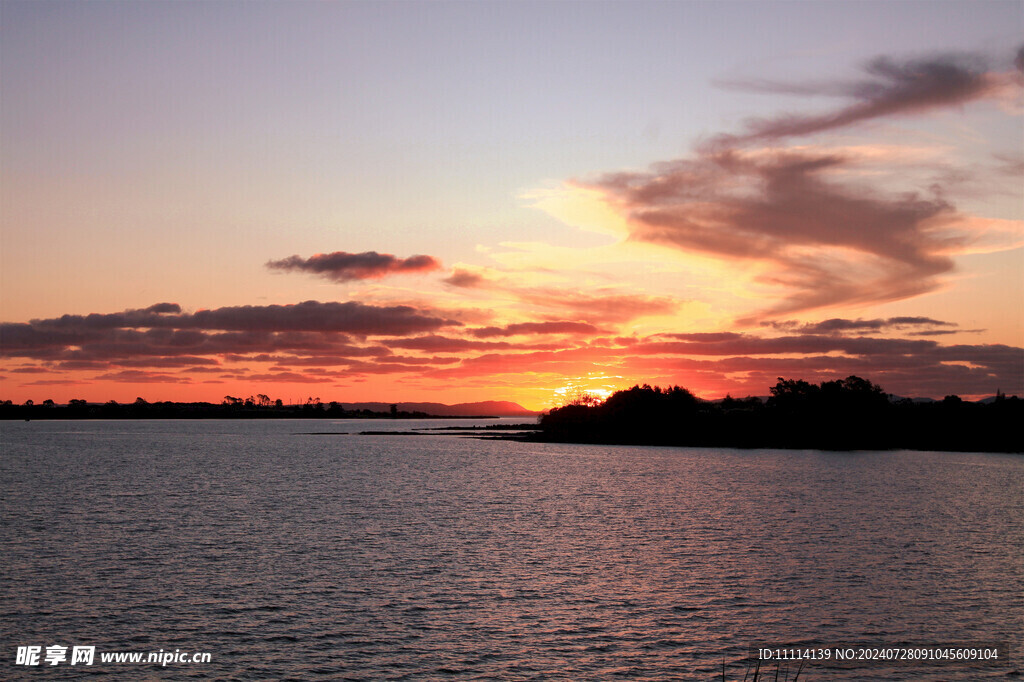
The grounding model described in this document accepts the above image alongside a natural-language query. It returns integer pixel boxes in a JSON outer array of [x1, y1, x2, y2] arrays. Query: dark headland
[[534, 376, 1022, 453]]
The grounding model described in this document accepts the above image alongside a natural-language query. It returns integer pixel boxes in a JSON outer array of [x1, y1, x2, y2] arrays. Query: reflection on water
[[2, 420, 1022, 679]]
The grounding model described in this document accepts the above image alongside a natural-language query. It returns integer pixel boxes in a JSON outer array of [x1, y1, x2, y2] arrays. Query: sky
[[1, 0, 1022, 410]]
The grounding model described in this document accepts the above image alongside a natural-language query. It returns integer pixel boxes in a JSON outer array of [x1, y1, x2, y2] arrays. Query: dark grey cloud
[[627, 334, 1022, 397], [144, 303, 183, 314], [185, 301, 457, 334], [17, 301, 458, 335], [632, 334, 939, 358], [1, 301, 460, 365], [266, 251, 441, 282], [908, 329, 985, 337], [110, 357, 220, 368], [714, 51, 1000, 146], [764, 317, 960, 335]]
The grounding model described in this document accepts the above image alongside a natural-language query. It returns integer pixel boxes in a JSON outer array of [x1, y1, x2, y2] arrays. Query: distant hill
[[2, 399, 541, 420], [341, 400, 540, 417]]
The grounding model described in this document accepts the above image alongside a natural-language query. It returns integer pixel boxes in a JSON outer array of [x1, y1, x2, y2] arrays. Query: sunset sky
[[2, 0, 1022, 410]]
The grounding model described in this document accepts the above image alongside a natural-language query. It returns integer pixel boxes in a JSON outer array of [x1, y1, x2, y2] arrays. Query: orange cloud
[[470, 321, 608, 338]]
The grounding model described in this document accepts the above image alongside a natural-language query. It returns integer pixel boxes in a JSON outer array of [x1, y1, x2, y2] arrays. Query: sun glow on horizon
[[551, 376, 624, 408]]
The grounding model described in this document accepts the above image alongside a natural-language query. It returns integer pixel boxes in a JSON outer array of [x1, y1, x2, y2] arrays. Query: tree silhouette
[[767, 378, 818, 409], [564, 386, 602, 407]]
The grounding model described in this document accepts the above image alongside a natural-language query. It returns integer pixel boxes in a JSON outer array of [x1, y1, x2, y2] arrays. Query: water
[[1, 419, 1022, 680]]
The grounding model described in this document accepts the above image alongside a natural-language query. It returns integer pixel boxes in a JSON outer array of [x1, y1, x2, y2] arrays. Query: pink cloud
[[516, 289, 678, 323], [442, 267, 678, 324]]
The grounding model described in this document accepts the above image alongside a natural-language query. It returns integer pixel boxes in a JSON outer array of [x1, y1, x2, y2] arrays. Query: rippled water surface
[[2, 419, 1022, 680]]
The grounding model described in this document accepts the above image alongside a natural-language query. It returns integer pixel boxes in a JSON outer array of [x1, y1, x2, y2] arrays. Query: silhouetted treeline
[[538, 377, 1022, 453], [0, 396, 445, 420]]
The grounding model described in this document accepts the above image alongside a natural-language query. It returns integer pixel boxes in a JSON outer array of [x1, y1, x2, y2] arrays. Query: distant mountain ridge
[[341, 400, 539, 417]]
